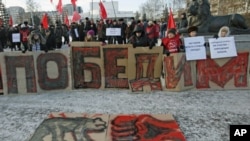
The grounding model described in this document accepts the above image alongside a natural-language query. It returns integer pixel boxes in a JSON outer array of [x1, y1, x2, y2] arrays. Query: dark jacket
[[128, 25, 150, 47], [178, 13, 188, 29], [46, 32, 56, 50]]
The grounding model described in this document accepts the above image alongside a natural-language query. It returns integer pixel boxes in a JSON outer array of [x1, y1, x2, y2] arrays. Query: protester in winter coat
[[0, 25, 7, 51], [146, 21, 156, 45], [128, 25, 153, 48], [70, 22, 80, 41], [78, 21, 85, 41], [62, 24, 69, 45], [8, 26, 21, 51], [187, 26, 198, 37], [154, 20, 160, 40], [20, 24, 30, 53], [118, 18, 127, 44], [97, 19, 106, 45], [161, 28, 183, 55], [85, 30, 95, 42], [45, 29, 56, 50], [29, 30, 47, 52], [178, 13, 188, 29], [204, 26, 231, 47], [215, 26, 230, 38], [55, 22, 63, 49]]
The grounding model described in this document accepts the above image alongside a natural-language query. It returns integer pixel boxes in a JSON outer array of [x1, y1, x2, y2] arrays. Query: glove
[[149, 42, 154, 50], [213, 34, 219, 39], [164, 49, 170, 56], [204, 42, 210, 47], [132, 43, 136, 48], [179, 45, 185, 52]]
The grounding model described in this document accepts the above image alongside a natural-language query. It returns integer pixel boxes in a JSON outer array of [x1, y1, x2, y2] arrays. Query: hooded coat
[[217, 26, 230, 37]]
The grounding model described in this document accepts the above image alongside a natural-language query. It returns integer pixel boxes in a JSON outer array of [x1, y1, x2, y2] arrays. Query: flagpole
[[111, 0, 116, 19], [92, 0, 93, 19]]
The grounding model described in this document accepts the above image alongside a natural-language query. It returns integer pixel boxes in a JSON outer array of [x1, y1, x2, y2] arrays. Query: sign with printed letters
[[12, 33, 21, 43], [209, 36, 237, 59], [184, 36, 206, 61], [106, 28, 121, 36]]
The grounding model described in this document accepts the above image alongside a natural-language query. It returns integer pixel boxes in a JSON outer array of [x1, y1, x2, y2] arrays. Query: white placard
[[208, 36, 237, 59], [184, 36, 207, 61], [12, 33, 20, 43], [74, 28, 79, 38], [106, 28, 121, 36]]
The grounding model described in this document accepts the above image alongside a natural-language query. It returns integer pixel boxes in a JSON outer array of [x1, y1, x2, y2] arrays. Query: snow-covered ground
[[0, 89, 250, 141]]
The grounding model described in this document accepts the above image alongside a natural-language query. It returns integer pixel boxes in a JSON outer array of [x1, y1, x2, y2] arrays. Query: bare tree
[[140, 0, 165, 20], [26, 0, 40, 12], [173, 0, 186, 11], [25, 0, 41, 26], [140, 0, 186, 20]]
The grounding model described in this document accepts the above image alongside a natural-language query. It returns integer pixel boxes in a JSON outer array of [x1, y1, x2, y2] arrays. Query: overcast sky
[[3, 0, 149, 12]]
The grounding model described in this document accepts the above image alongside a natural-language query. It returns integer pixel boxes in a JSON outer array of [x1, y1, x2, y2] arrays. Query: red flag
[[57, 0, 63, 14], [167, 8, 176, 30], [9, 16, 13, 27], [71, 0, 77, 11], [99, 1, 107, 19], [41, 13, 49, 30], [64, 14, 69, 27], [72, 11, 81, 22]]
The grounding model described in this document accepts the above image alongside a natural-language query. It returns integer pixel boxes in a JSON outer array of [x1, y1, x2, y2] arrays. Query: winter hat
[[188, 26, 198, 33], [148, 21, 153, 26], [168, 28, 176, 35], [87, 30, 95, 36], [133, 25, 143, 33]]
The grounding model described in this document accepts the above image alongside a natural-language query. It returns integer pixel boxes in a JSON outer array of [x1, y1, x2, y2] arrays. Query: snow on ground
[[0, 89, 250, 141]]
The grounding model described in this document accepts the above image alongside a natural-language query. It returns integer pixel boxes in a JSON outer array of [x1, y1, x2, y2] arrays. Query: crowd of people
[[0, 21, 70, 53], [0, 16, 231, 55]]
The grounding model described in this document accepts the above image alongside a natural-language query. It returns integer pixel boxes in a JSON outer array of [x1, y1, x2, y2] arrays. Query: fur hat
[[188, 26, 198, 33], [168, 28, 176, 35]]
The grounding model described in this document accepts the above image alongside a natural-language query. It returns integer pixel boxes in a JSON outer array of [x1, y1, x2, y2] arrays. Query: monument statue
[[179, 0, 250, 34]]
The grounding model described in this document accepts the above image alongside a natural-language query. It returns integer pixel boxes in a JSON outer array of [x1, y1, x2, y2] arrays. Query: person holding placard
[[161, 28, 183, 55], [187, 26, 198, 37], [204, 26, 231, 48], [8, 26, 21, 51], [214, 26, 231, 38]]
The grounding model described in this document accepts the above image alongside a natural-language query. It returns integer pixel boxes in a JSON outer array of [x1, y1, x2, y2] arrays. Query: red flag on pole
[[64, 14, 69, 27], [99, 0, 107, 19], [71, 0, 77, 11], [57, 0, 63, 14], [72, 11, 81, 22], [9, 16, 13, 27], [167, 8, 176, 30], [41, 13, 49, 30]]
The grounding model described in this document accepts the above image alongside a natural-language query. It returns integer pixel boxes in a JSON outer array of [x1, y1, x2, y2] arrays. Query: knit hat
[[168, 28, 176, 35], [87, 30, 95, 36], [188, 26, 198, 33]]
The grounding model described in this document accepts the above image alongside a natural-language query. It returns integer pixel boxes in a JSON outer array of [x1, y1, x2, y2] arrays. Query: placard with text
[[184, 36, 206, 61], [209, 36, 237, 59]]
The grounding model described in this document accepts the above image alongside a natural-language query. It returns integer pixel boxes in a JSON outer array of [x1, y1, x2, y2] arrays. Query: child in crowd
[[161, 28, 183, 55]]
